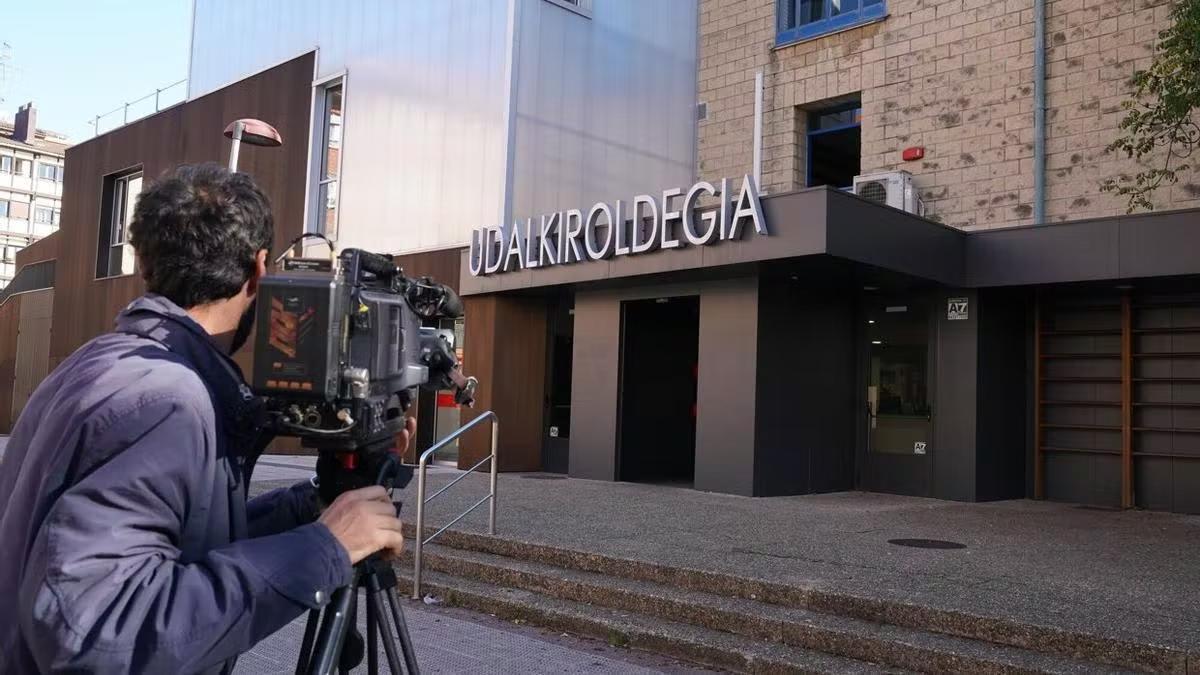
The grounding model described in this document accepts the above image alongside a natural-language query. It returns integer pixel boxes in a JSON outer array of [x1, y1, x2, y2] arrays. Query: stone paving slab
[[310, 470, 1200, 655]]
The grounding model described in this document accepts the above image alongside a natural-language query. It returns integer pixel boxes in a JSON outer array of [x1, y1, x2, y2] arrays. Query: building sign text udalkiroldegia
[[468, 174, 767, 276]]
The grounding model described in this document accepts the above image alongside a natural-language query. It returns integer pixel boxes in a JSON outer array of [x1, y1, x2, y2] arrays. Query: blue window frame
[[806, 102, 862, 189], [777, 0, 886, 46]]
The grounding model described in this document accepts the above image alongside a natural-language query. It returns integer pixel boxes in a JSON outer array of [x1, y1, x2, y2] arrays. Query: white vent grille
[[858, 181, 887, 204], [852, 171, 925, 216]]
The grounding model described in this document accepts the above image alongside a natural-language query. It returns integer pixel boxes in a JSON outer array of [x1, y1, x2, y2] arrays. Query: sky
[[1, 0, 192, 144]]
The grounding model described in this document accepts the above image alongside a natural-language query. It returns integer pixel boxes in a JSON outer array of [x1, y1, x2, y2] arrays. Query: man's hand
[[318, 486, 404, 564], [393, 416, 417, 461]]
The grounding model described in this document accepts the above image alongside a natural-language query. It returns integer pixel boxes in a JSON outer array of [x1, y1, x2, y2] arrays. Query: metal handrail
[[89, 78, 187, 137], [411, 410, 498, 600]]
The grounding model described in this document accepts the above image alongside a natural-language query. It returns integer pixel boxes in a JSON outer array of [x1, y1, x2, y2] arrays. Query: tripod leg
[[366, 590, 379, 675], [295, 609, 321, 675], [384, 586, 421, 675], [338, 593, 358, 675], [370, 587, 407, 674], [308, 577, 359, 675]]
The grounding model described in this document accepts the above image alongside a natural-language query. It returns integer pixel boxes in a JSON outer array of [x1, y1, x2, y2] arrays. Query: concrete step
[[412, 543, 1131, 675], [402, 526, 1190, 673], [398, 568, 915, 675]]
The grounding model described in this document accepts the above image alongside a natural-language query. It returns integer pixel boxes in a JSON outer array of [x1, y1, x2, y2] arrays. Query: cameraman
[[0, 163, 411, 674]]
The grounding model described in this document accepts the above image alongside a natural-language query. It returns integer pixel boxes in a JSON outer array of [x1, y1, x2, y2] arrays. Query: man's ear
[[247, 249, 269, 296]]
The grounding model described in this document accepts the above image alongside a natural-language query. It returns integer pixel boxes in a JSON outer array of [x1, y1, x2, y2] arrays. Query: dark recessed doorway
[[617, 296, 700, 486]]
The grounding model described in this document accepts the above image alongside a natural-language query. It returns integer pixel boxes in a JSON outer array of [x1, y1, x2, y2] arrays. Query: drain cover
[[521, 474, 567, 480], [887, 538, 966, 550]]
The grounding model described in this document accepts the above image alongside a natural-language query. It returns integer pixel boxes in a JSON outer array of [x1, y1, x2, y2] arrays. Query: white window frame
[[305, 71, 348, 242], [0, 156, 12, 173], [37, 163, 58, 181], [34, 206, 54, 224], [110, 172, 142, 246], [96, 166, 143, 280]]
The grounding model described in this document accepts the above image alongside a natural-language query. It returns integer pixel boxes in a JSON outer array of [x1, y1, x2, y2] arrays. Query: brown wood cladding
[[1037, 286, 1200, 514], [0, 295, 21, 431], [15, 231, 59, 267], [393, 248, 461, 291], [50, 52, 315, 373], [460, 294, 547, 472], [388, 247, 462, 464]]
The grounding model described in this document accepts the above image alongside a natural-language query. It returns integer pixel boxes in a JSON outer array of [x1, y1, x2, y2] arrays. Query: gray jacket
[[0, 294, 351, 674]]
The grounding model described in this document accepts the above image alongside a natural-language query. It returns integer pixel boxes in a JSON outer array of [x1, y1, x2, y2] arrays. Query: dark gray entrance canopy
[[459, 187, 1200, 294]]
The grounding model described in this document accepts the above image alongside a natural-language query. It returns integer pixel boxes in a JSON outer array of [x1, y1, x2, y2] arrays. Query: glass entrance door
[[861, 300, 933, 495]]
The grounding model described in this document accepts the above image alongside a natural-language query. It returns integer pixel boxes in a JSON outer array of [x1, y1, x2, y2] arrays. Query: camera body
[[252, 247, 475, 499]]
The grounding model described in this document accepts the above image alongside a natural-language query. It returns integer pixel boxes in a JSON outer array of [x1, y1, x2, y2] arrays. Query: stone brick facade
[[698, 0, 1200, 229]]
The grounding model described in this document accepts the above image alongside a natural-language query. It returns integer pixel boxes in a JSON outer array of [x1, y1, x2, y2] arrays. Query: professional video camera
[[251, 234, 477, 503]]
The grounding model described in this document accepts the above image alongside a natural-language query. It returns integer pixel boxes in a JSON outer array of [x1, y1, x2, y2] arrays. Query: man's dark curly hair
[[129, 163, 274, 308]]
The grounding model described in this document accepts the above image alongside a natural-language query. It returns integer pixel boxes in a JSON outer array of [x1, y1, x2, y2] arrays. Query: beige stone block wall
[[698, 0, 1200, 230]]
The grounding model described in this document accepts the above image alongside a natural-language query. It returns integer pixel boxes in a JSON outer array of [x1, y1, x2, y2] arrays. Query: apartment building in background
[[0, 103, 67, 289]]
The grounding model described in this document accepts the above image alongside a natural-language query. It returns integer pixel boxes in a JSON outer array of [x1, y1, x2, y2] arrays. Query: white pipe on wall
[[752, 70, 764, 191]]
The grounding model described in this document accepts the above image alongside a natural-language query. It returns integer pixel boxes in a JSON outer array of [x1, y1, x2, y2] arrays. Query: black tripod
[[294, 453, 420, 674], [293, 555, 420, 675]]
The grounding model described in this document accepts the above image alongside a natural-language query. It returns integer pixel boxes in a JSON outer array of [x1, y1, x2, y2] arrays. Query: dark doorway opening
[[806, 100, 862, 189], [618, 296, 699, 485], [542, 292, 574, 473]]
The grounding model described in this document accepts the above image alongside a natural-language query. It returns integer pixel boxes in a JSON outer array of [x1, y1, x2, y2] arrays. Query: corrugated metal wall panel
[[188, 0, 511, 255], [188, 0, 698, 254], [509, 0, 698, 222]]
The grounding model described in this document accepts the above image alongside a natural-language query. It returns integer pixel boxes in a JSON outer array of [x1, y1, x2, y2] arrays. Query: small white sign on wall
[[914, 442, 927, 455], [947, 297, 969, 321]]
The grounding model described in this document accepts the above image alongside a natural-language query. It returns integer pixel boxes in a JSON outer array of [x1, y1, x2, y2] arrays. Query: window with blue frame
[[777, 0, 886, 45], [806, 100, 862, 189]]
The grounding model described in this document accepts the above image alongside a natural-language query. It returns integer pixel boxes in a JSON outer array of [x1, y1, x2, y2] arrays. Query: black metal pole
[[366, 587, 379, 675], [384, 586, 420, 675], [338, 592, 358, 675], [366, 575, 407, 674], [307, 571, 360, 675], [295, 609, 321, 675]]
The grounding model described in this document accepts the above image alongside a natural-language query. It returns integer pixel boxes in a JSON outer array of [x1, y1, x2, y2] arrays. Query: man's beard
[[230, 298, 257, 355]]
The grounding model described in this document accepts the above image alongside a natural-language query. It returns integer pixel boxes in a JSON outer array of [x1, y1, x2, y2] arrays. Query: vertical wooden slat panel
[[1034, 295, 1044, 499], [1120, 290, 1133, 509], [0, 295, 22, 432]]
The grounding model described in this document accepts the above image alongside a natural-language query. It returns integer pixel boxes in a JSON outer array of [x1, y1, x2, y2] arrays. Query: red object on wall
[[902, 147, 925, 161]]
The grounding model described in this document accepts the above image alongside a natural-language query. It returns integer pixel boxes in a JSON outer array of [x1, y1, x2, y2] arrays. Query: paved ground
[[10, 441, 1199, 666], [275, 466, 1200, 655], [246, 456, 711, 674], [236, 592, 711, 674]]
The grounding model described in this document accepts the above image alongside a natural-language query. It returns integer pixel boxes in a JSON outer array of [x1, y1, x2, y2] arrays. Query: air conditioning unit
[[852, 170, 924, 216]]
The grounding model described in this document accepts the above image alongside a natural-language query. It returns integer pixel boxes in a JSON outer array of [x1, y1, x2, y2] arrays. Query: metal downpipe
[[1033, 0, 1046, 224]]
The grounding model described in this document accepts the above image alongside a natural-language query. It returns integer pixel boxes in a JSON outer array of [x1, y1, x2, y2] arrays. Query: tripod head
[[313, 437, 413, 507]]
